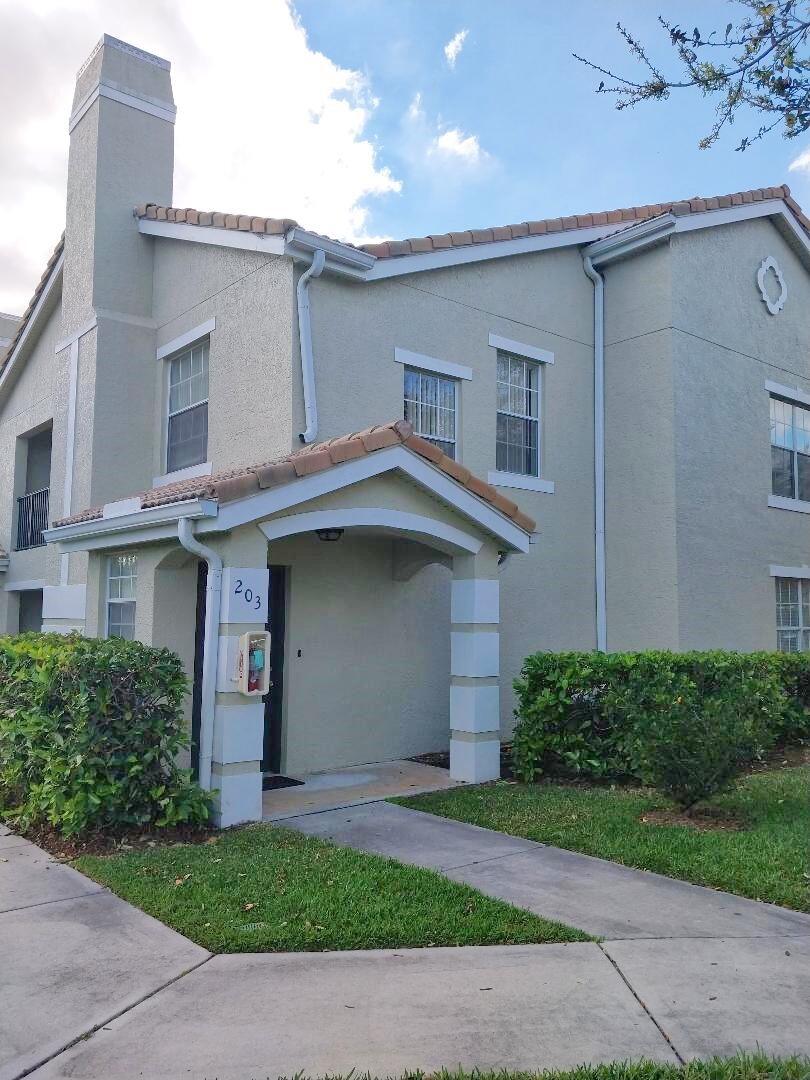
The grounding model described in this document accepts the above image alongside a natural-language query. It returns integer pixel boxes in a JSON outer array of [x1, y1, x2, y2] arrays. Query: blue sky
[[296, 0, 810, 241], [2, 0, 809, 315]]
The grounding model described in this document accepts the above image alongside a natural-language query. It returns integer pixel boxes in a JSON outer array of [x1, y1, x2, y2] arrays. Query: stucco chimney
[[62, 36, 175, 506], [63, 35, 174, 328]]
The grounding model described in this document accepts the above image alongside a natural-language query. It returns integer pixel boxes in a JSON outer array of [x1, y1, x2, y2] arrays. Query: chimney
[[62, 36, 175, 506]]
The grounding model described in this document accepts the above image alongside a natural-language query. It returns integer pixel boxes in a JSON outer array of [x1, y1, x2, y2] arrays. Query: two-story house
[[2, 35, 808, 826]]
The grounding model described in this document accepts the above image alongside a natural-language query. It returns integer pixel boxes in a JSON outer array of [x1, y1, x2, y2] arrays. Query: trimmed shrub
[[0, 633, 211, 836], [512, 650, 810, 787]]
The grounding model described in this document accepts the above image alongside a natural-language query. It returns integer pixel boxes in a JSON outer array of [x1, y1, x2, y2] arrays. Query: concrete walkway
[[3, 802, 810, 1079]]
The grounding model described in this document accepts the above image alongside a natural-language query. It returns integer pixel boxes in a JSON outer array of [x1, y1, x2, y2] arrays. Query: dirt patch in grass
[[639, 806, 746, 832], [8, 821, 215, 860]]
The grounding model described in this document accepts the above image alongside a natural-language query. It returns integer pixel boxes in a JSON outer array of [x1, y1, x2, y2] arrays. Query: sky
[[2, 0, 810, 316]]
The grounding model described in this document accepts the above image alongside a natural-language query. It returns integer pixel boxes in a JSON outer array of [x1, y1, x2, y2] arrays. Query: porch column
[[449, 549, 501, 783], [211, 531, 269, 828]]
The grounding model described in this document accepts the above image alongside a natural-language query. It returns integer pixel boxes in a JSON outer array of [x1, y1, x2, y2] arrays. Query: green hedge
[[512, 650, 810, 784], [0, 633, 211, 836]]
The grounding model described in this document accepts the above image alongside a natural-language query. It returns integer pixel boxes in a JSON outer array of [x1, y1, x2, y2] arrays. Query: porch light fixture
[[315, 527, 344, 542]]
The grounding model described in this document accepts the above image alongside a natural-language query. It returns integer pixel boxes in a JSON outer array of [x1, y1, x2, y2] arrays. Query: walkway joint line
[[12, 954, 214, 1080], [597, 943, 685, 1065]]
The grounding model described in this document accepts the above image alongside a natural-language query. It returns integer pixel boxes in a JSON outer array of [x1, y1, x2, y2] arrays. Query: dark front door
[[262, 565, 287, 773], [190, 560, 208, 780]]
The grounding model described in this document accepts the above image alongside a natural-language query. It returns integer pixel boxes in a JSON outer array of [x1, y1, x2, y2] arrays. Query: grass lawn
[[276, 1055, 809, 1080], [397, 764, 810, 912], [74, 823, 589, 952]]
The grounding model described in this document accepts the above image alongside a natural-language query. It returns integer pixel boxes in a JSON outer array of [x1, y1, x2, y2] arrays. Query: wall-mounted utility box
[[236, 631, 271, 696]]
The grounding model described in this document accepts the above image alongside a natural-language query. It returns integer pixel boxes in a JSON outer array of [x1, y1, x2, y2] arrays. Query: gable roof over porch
[[46, 420, 536, 554]]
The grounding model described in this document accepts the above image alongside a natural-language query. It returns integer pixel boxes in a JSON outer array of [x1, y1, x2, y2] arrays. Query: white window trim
[[404, 364, 459, 458], [770, 564, 810, 579], [156, 317, 216, 361], [153, 460, 213, 488], [394, 347, 472, 382], [768, 495, 810, 514], [488, 333, 554, 365], [488, 471, 555, 494], [765, 379, 810, 409], [163, 337, 210, 476], [105, 554, 137, 639]]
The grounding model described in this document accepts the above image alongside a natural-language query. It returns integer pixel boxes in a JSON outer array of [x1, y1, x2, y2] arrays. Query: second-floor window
[[167, 339, 209, 473], [496, 351, 539, 477], [770, 395, 810, 502], [404, 367, 456, 459], [775, 576, 809, 652]]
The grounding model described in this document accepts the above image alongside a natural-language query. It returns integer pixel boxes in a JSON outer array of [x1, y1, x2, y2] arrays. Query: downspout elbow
[[297, 248, 326, 444], [584, 255, 607, 652], [177, 517, 222, 793]]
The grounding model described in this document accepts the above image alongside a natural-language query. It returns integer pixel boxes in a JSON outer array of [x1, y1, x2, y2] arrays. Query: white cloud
[[443, 28, 468, 70], [402, 92, 491, 173], [788, 146, 810, 175], [431, 128, 486, 165], [0, 0, 400, 314]]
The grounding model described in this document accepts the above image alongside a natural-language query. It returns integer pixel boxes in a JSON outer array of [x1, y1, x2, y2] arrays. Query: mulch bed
[[639, 806, 746, 832], [6, 821, 216, 861]]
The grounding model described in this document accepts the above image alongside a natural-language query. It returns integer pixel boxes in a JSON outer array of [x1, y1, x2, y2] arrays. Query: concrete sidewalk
[[284, 801, 810, 940], [3, 803, 810, 1079]]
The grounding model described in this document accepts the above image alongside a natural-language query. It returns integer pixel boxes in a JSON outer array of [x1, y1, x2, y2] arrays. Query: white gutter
[[177, 517, 222, 793], [583, 256, 607, 652], [297, 248, 326, 444]]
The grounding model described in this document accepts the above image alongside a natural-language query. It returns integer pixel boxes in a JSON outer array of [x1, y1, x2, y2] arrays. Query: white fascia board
[[765, 379, 810, 408], [200, 445, 532, 552], [0, 254, 64, 399], [365, 223, 624, 281], [260, 507, 482, 555], [138, 218, 286, 255], [487, 334, 554, 365], [769, 564, 810, 579], [394, 347, 472, 381], [44, 498, 218, 551], [156, 318, 216, 360], [674, 201, 810, 265]]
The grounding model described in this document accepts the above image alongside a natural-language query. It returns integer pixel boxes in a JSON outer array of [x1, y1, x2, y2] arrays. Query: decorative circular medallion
[[757, 256, 787, 315]]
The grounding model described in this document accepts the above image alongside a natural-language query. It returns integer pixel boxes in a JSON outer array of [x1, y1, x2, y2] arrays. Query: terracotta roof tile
[[52, 420, 536, 535], [0, 234, 64, 379]]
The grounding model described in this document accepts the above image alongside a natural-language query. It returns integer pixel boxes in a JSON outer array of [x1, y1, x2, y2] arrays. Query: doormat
[[262, 774, 305, 791]]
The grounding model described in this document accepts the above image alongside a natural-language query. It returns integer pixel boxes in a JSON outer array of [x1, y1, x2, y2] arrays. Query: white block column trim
[[449, 577, 500, 783]]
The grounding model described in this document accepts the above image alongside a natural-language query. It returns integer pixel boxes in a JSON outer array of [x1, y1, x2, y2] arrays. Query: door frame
[[262, 564, 287, 773]]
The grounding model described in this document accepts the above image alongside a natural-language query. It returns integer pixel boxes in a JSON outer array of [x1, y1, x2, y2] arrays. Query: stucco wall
[[671, 218, 810, 649], [308, 247, 598, 729]]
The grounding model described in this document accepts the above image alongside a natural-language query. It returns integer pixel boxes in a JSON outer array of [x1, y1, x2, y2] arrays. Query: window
[[770, 395, 810, 502], [107, 554, 137, 640], [496, 351, 539, 476], [404, 367, 456, 458], [167, 340, 209, 473], [775, 577, 810, 652]]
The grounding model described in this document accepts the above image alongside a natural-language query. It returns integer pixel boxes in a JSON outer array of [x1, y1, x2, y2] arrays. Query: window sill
[[153, 461, 213, 488], [488, 471, 555, 494], [768, 494, 810, 515]]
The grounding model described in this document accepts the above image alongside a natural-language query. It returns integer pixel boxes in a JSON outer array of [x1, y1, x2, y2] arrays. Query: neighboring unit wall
[[602, 243, 680, 650], [671, 218, 810, 649], [309, 247, 598, 734]]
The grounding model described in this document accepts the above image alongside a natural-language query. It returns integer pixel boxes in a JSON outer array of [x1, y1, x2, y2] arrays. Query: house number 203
[[220, 568, 269, 624], [234, 578, 262, 610]]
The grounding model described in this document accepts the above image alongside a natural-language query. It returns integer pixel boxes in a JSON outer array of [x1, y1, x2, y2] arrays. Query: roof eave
[[44, 497, 218, 552], [0, 253, 64, 401]]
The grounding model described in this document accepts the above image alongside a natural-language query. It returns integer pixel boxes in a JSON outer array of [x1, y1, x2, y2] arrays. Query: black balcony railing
[[16, 487, 49, 550]]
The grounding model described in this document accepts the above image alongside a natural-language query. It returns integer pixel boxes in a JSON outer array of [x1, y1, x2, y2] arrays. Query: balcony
[[16, 487, 49, 551]]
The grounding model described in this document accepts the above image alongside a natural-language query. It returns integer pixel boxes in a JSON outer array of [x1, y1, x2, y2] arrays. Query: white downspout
[[177, 517, 222, 792], [297, 248, 326, 443], [583, 255, 607, 652]]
